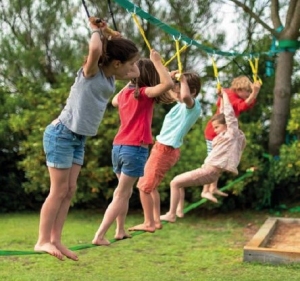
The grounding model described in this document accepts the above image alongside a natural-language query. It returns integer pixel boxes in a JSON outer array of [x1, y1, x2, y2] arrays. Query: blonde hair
[[230, 76, 252, 92]]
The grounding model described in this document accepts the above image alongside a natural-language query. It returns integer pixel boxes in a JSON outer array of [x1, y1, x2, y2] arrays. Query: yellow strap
[[248, 58, 263, 84], [175, 39, 183, 80], [164, 44, 188, 67], [211, 56, 221, 91], [132, 13, 152, 52]]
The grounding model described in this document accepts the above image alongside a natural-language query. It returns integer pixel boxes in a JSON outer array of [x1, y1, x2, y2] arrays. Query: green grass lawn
[[0, 209, 300, 281]]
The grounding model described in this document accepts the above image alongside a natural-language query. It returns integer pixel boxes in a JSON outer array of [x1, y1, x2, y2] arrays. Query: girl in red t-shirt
[[92, 49, 174, 245]]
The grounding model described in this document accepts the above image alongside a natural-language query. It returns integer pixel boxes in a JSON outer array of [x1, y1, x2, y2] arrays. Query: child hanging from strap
[[160, 89, 246, 223], [128, 70, 202, 232], [34, 16, 140, 261], [201, 76, 261, 203]]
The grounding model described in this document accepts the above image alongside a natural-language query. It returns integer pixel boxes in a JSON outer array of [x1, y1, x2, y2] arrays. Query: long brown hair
[[130, 58, 160, 99]]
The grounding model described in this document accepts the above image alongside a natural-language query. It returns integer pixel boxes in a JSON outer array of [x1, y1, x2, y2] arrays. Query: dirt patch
[[244, 223, 260, 242], [266, 221, 300, 251]]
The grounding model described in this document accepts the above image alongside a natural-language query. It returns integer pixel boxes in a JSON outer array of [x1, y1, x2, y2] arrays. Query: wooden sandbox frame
[[243, 217, 300, 264]]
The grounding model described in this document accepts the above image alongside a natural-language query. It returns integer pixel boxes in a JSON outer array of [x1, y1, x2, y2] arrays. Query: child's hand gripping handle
[[89, 17, 121, 38]]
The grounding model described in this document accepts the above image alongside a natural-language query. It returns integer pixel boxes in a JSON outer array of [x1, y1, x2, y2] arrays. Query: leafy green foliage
[[0, 0, 299, 212]]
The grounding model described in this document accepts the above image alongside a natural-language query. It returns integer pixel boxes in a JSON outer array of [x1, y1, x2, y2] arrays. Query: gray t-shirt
[[59, 68, 115, 136]]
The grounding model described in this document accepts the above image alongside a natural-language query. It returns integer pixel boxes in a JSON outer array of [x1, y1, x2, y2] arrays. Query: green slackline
[[113, 0, 299, 57], [182, 169, 254, 214], [0, 169, 254, 256]]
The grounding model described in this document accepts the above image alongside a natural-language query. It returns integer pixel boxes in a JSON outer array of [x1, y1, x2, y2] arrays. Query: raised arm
[[171, 71, 195, 108], [245, 81, 261, 105], [221, 90, 239, 131], [144, 49, 174, 98], [83, 19, 107, 78]]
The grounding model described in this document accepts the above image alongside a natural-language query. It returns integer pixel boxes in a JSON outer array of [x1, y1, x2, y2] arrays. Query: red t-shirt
[[113, 87, 155, 146], [204, 88, 255, 140]]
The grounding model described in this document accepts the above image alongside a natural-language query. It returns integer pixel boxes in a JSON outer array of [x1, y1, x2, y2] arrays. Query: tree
[[225, 0, 300, 155], [0, 0, 224, 209]]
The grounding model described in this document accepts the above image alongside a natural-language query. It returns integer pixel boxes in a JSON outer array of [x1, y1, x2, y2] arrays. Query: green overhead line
[[113, 0, 299, 57]]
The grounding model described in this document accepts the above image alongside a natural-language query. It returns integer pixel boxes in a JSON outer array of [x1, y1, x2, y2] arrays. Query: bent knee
[[138, 185, 153, 194], [171, 177, 181, 188]]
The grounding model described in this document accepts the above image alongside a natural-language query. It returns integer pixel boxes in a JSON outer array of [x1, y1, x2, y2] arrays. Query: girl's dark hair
[[211, 113, 226, 124], [83, 37, 139, 66], [100, 37, 139, 66], [130, 58, 160, 99]]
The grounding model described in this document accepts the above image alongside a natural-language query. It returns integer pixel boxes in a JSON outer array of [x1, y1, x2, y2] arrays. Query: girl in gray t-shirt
[[34, 17, 140, 261]]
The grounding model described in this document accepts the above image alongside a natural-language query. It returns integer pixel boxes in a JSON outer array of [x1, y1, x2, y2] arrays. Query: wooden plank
[[244, 217, 277, 248], [243, 217, 300, 264]]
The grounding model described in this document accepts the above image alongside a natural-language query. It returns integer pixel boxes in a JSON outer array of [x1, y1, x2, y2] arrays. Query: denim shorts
[[43, 121, 86, 169], [112, 145, 149, 177]]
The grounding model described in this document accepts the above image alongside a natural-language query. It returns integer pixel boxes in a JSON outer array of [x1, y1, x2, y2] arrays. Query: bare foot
[[53, 242, 78, 261], [128, 223, 156, 233], [160, 213, 176, 223], [155, 222, 163, 230], [201, 192, 218, 203], [213, 189, 228, 197], [34, 242, 64, 260], [176, 210, 184, 218], [114, 231, 132, 240], [92, 236, 110, 246]]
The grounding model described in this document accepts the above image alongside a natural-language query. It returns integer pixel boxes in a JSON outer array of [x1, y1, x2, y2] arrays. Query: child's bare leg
[[34, 167, 71, 260], [151, 189, 162, 229], [201, 181, 220, 204], [160, 180, 183, 223], [115, 187, 133, 239], [176, 188, 185, 218], [201, 191, 218, 203], [202, 184, 209, 194], [210, 180, 228, 197], [92, 174, 136, 245], [128, 189, 156, 233], [50, 164, 81, 261]]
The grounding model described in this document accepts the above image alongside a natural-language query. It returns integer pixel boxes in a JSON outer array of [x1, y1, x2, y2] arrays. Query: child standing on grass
[[127, 70, 202, 233], [160, 90, 246, 222], [92, 49, 174, 245], [34, 18, 140, 261]]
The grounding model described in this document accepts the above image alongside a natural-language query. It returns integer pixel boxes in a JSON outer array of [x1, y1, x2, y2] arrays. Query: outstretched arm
[[220, 90, 239, 131]]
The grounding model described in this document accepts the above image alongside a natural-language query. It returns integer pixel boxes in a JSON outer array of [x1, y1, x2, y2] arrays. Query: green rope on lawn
[[0, 169, 254, 256]]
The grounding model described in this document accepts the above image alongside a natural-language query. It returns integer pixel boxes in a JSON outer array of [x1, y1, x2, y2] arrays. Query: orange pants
[[137, 142, 180, 193]]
